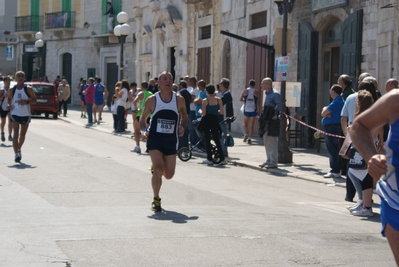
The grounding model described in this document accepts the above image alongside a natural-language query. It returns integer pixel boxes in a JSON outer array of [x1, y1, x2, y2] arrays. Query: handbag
[[348, 147, 367, 169], [339, 134, 352, 159], [224, 134, 234, 147]]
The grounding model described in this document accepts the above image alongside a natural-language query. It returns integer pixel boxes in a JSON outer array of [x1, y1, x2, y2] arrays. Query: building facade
[[0, 0, 18, 76], [289, 0, 399, 146]]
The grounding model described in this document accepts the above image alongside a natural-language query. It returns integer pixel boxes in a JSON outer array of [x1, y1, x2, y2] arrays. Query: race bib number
[[245, 98, 256, 112], [156, 119, 175, 134]]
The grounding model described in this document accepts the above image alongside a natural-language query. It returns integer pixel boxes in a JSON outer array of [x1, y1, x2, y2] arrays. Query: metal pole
[[277, 0, 293, 163], [119, 36, 125, 80]]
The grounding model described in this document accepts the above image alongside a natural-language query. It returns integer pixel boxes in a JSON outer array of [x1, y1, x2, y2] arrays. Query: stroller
[[178, 116, 236, 163]]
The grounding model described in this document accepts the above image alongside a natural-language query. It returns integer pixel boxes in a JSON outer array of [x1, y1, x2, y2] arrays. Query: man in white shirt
[[187, 76, 201, 146]]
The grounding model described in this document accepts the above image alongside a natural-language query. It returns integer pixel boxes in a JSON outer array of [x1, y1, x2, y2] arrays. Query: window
[[200, 25, 211, 40], [250, 11, 267, 30]]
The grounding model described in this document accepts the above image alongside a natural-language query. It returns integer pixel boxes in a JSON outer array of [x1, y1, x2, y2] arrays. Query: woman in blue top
[[198, 85, 226, 165]]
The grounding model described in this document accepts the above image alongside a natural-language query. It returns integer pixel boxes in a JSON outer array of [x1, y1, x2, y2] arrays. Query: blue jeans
[[323, 124, 343, 174], [347, 171, 363, 201], [178, 126, 189, 150], [189, 110, 200, 146], [86, 104, 93, 123], [220, 121, 228, 155]]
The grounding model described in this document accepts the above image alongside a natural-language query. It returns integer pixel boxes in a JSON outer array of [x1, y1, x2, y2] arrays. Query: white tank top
[[1, 87, 9, 110], [11, 86, 31, 117]]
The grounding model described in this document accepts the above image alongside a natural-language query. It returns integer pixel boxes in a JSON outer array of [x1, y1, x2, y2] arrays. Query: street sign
[[6, 45, 13, 61], [274, 56, 289, 82], [272, 81, 302, 107]]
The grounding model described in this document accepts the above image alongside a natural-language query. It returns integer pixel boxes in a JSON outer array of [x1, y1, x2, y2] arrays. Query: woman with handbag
[[347, 91, 376, 217], [198, 85, 226, 165]]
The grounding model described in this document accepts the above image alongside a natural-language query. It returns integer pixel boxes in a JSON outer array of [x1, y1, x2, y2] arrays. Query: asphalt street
[[0, 114, 396, 266]]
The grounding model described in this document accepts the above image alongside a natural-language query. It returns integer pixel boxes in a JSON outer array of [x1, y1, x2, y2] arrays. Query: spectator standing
[[83, 77, 95, 127], [177, 80, 191, 150], [104, 2, 114, 33], [216, 78, 234, 157], [259, 78, 282, 169], [115, 80, 129, 133], [337, 74, 355, 100], [110, 95, 118, 132], [79, 79, 88, 118], [350, 88, 399, 265], [57, 79, 70, 117], [53, 75, 61, 91], [321, 84, 344, 178], [240, 79, 259, 144], [187, 77, 200, 146], [198, 85, 226, 165]]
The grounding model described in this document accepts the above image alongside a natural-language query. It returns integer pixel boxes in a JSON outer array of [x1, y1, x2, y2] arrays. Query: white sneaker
[[202, 159, 213, 165], [351, 207, 373, 217], [219, 160, 228, 165], [323, 172, 341, 178], [347, 200, 363, 212], [131, 146, 141, 153]]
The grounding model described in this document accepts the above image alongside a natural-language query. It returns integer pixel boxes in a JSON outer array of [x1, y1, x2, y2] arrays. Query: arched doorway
[[321, 20, 341, 107], [62, 53, 72, 103]]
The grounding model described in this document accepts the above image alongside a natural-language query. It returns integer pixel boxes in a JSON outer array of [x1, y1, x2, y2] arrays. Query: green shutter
[[102, 0, 121, 34], [31, 0, 40, 31], [62, 0, 72, 28]]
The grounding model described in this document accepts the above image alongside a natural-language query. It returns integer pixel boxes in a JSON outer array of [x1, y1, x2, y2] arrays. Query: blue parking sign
[[6, 45, 13, 61]]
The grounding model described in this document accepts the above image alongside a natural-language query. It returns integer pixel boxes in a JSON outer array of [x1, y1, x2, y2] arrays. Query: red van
[[26, 82, 59, 119]]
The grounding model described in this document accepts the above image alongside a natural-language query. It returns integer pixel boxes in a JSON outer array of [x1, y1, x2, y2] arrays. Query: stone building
[[14, 0, 285, 134], [0, 0, 17, 76], [288, 0, 399, 146]]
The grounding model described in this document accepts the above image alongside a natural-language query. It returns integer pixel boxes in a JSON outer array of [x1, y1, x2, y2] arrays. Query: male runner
[[0, 76, 13, 142], [140, 71, 188, 211], [7, 71, 37, 162], [131, 81, 152, 153]]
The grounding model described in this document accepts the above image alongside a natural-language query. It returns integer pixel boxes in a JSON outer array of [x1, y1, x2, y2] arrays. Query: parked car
[[25, 82, 59, 119]]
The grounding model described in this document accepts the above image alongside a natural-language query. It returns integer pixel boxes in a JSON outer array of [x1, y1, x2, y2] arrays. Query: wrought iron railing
[[15, 15, 42, 32], [45, 11, 75, 30]]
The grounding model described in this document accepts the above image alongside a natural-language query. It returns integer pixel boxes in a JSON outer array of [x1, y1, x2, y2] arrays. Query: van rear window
[[31, 85, 54, 95]]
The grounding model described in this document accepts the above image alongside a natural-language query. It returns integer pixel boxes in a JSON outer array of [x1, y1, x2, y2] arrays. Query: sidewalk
[[58, 106, 346, 188]]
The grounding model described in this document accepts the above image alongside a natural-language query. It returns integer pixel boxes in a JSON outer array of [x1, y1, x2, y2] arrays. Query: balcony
[[45, 11, 76, 37], [15, 15, 42, 39]]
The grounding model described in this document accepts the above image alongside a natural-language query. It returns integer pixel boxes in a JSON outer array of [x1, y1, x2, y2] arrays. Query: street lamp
[[35, 31, 44, 80], [274, 0, 295, 163], [113, 12, 130, 80]]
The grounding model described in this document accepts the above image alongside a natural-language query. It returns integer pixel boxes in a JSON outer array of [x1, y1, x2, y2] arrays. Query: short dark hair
[[154, 77, 158, 81], [330, 84, 342, 95], [97, 77, 102, 83], [358, 81, 378, 101], [107, 2, 112, 5], [189, 77, 197, 85], [130, 82, 137, 87], [206, 84, 216, 94], [141, 82, 149, 89], [179, 80, 187, 88], [249, 79, 256, 86], [220, 78, 230, 89], [121, 80, 130, 89], [198, 80, 206, 88]]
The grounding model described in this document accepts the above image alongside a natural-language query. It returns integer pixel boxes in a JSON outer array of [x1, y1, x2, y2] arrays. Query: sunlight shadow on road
[[148, 210, 199, 224], [8, 163, 37, 169]]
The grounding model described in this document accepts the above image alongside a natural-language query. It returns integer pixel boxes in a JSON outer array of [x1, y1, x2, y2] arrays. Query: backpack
[[224, 134, 234, 147]]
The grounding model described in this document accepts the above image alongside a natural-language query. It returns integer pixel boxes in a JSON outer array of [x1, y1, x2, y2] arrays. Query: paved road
[[0, 114, 395, 266]]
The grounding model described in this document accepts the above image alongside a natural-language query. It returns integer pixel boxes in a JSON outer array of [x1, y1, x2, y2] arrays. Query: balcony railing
[[15, 15, 42, 32], [45, 11, 75, 30]]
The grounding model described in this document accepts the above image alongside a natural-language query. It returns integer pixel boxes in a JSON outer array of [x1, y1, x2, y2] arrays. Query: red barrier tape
[[282, 112, 345, 139]]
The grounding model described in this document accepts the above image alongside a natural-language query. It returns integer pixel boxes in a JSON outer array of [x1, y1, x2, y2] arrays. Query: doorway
[[321, 20, 341, 107], [106, 63, 118, 106], [62, 53, 72, 103]]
